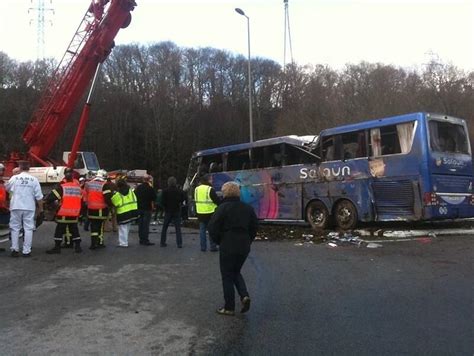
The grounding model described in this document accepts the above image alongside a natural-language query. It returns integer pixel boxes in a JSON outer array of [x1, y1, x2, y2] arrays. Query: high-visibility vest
[[57, 181, 82, 217], [86, 179, 107, 210], [111, 189, 137, 215], [194, 185, 217, 214], [0, 183, 8, 210]]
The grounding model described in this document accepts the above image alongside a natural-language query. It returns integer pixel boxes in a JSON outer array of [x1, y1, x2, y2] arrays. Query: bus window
[[201, 154, 223, 174], [322, 136, 335, 161], [227, 149, 250, 171], [429, 120, 469, 154], [370, 125, 402, 156], [284, 144, 318, 165], [341, 130, 366, 159], [261, 145, 283, 168], [396, 122, 415, 154], [322, 136, 343, 161]]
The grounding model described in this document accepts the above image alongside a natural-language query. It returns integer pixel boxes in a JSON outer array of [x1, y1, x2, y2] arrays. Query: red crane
[[6, 0, 136, 176]]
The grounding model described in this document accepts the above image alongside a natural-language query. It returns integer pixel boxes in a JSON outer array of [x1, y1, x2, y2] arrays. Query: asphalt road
[[0, 222, 472, 355]]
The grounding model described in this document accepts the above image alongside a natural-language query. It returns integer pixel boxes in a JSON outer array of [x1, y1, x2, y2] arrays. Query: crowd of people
[[0, 163, 258, 316]]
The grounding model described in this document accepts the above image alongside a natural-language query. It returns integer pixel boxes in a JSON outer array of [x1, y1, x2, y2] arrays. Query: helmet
[[0, 163, 4, 170], [64, 167, 74, 175], [96, 169, 107, 179]]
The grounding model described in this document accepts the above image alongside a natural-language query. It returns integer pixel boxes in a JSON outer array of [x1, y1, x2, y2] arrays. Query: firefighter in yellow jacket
[[46, 168, 83, 254]]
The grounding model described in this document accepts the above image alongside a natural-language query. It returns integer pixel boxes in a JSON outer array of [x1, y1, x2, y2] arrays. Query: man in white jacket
[[6, 161, 44, 257]]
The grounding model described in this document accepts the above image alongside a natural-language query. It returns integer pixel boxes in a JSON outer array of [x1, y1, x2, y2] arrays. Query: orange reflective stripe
[[57, 181, 82, 217]]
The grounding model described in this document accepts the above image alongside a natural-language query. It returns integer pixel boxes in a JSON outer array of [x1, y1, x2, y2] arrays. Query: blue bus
[[184, 112, 474, 229]]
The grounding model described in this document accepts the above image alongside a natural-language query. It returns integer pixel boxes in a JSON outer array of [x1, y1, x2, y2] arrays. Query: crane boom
[[22, 0, 136, 166]]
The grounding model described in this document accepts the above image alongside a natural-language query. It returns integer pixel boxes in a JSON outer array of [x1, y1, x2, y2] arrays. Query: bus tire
[[306, 201, 330, 230], [334, 200, 358, 230]]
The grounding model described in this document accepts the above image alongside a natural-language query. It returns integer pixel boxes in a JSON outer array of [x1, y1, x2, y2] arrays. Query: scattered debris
[[366, 242, 383, 249], [325, 231, 367, 248]]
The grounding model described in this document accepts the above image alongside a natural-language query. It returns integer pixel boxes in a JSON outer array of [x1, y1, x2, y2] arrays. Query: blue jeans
[[160, 212, 182, 247], [199, 221, 217, 251], [138, 210, 152, 242]]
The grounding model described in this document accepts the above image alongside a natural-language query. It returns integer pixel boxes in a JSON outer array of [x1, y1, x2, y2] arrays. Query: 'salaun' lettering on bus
[[441, 157, 465, 168], [300, 166, 351, 180]]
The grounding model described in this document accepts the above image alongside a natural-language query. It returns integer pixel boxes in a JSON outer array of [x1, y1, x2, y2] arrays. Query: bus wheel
[[306, 201, 329, 230], [334, 200, 358, 230]]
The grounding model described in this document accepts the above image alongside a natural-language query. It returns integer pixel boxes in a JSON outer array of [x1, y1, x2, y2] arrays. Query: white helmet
[[96, 169, 108, 179], [0, 163, 4, 170]]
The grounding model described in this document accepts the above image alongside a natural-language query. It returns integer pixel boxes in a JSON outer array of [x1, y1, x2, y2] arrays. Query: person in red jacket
[[46, 168, 83, 254], [0, 163, 9, 227], [0, 163, 8, 253]]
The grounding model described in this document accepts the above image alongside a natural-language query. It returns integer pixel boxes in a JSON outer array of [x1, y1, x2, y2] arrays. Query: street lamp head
[[235, 8, 246, 16]]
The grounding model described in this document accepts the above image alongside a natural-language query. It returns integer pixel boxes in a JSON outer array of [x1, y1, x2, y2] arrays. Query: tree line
[[0, 42, 473, 186]]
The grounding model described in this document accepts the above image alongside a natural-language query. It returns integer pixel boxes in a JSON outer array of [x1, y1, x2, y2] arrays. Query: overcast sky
[[0, 0, 472, 71]]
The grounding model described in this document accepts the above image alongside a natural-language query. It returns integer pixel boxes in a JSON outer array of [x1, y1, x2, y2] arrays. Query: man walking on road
[[208, 181, 258, 316], [134, 175, 156, 246], [6, 161, 44, 257], [194, 174, 220, 252], [160, 176, 185, 248]]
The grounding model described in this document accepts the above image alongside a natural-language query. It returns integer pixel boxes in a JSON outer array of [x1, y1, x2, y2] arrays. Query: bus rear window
[[429, 121, 469, 154]]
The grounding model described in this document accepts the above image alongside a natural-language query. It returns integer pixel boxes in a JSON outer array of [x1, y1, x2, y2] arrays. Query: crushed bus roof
[[193, 135, 318, 157]]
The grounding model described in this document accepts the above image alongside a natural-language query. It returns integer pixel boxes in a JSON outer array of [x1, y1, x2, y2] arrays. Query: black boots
[[46, 240, 61, 254], [74, 241, 82, 253], [89, 236, 98, 250], [47, 240, 82, 254]]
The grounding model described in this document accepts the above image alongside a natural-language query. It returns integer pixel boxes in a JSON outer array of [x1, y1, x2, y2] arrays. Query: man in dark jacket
[[208, 181, 258, 316], [160, 176, 185, 248], [134, 175, 156, 246]]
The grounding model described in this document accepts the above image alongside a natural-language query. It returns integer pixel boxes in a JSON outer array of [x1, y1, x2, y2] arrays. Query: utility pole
[[28, 0, 54, 61]]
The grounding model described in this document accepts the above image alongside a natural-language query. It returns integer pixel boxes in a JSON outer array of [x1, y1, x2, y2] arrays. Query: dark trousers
[[90, 218, 106, 245], [54, 222, 80, 242], [138, 210, 152, 242], [219, 251, 249, 310], [83, 217, 90, 231], [160, 212, 182, 247]]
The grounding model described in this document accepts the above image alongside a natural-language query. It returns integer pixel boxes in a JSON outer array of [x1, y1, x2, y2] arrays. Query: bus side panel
[[212, 170, 281, 220], [301, 160, 375, 222], [328, 179, 374, 222], [370, 118, 426, 221], [272, 183, 302, 219]]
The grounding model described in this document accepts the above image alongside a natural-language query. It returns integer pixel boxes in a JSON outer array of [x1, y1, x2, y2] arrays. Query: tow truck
[[2, 0, 137, 185]]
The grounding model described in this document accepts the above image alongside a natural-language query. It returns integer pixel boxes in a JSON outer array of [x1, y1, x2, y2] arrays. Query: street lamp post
[[235, 7, 253, 144]]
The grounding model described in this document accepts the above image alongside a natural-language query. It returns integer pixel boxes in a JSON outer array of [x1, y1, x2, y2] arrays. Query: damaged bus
[[183, 112, 474, 229]]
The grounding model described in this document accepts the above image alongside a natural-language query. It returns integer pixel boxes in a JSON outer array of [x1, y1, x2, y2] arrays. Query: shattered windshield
[[429, 120, 470, 154]]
